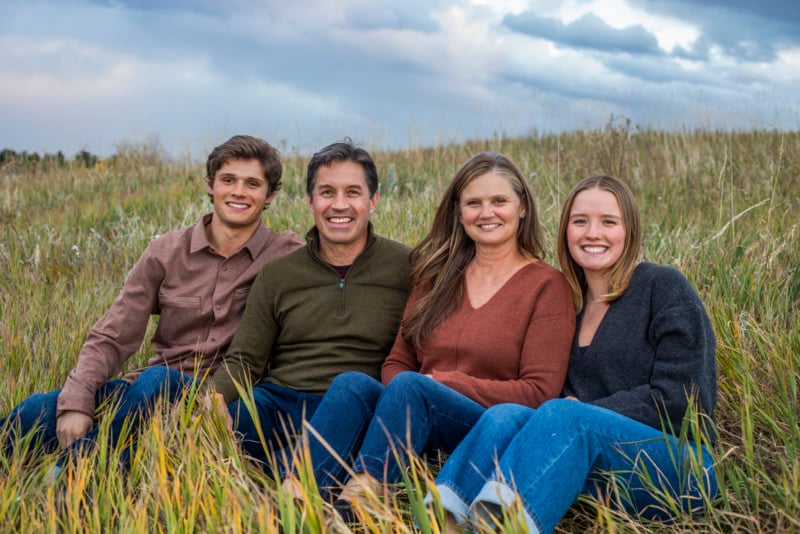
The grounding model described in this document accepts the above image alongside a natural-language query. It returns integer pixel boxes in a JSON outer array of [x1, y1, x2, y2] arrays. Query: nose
[[232, 180, 246, 196], [479, 202, 493, 218], [332, 191, 348, 210], [586, 220, 601, 238]]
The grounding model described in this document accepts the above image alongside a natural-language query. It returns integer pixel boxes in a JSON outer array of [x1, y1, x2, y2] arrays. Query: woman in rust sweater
[[282, 152, 575, 520]]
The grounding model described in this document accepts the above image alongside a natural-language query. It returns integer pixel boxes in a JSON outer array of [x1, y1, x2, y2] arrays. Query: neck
[[318, 238, 367, 267], [470, 242, 531, 274], [206, 218, 259, 258], [583, 271, 610, 303]]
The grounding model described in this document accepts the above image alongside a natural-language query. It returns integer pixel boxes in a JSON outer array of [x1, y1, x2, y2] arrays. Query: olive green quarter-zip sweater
[[209, 225, 411, 403]]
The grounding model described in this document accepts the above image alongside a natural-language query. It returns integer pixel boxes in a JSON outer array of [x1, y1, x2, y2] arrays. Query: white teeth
[[583, 246, 606, 253], [329, 217, 352, 223], [228, 202, 249, 209], [479, 223, 500, 229]]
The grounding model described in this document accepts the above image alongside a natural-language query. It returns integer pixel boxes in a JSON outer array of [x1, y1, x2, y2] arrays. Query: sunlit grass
[[1, 126, 798, 532]]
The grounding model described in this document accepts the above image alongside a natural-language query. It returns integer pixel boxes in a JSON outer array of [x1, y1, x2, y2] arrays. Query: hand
[[213, 393, 234, 431], [198, 392, 233, 432], [56, 411, 94, 449]]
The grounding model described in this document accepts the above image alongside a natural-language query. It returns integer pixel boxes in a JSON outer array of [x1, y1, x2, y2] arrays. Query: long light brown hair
[[557, 175, 641, 312], [402, 152, 544, 350]]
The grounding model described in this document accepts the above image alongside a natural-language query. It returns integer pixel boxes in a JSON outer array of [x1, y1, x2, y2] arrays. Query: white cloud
[[0, 0, 797, 158], [584, 0, 700, 51]]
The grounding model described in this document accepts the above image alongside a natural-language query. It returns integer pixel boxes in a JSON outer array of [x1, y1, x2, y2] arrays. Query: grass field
[[0, 125, 798, 532]]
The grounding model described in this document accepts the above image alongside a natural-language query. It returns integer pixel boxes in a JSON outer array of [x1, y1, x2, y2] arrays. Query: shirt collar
[[190, 213, 268, 259]]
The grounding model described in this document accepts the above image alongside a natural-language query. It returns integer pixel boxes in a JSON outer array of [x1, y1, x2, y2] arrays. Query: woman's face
[[458, 171, 525, 251], [566, 187, 626, 277]]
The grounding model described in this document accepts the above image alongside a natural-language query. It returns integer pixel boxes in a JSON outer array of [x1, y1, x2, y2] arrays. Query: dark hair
[[306, 138, 378, 197], [206, 135, 282, 199], [402, 151, 544, 350], [557, 174, 641, 312]]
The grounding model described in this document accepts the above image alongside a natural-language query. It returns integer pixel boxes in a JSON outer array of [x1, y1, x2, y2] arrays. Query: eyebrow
[[218, 172, 265, 181], [316, 182, 364, 190], [569, 212, 621, 219], [462, 193, 509, 201]]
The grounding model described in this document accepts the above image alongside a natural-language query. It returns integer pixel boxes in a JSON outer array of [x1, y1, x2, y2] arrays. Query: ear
[[306, 193, 314, 209], [519, 206, 527, 219], [205, 178, 214, 196], [265, 189, 278, 205], [368, 189, 380, 214]]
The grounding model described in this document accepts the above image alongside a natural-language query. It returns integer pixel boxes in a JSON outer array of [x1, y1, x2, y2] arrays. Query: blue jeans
[[301, 371, 485, 496], [431, 400, 718, 533], [1, 366, 193, 467], [227, 382, 324, 467]]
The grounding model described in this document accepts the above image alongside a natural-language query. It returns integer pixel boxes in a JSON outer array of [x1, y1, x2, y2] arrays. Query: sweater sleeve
[[589, 272, 716, 434], [57, 242, 163, 417], [381, 295, 421, 384], [381, 329, 420, 385], [433, 272, 575, 408], [207, 267, 278, 402]]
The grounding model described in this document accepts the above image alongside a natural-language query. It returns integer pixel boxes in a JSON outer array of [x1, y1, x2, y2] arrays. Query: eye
[[493, 198, 507, 205], [570, 217, 586, 225], [603, 218, 619, 226], [248, 181, 261, 188], [221, 176, 234, 184]]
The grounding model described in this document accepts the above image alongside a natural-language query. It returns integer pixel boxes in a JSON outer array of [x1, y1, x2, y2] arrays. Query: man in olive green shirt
[[208, 139, 411, 464]]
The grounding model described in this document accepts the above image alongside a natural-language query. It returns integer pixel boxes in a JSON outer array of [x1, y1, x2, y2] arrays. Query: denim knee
[[330, 371, 382, 390], [536, 398, 587, 426], [127, 366, 191, 405], [137, 366, 173, 380], [134, 366, 184, 388], [3, 391, 59, 436], [382, 371, 430, 399], [482, 403, 537, 427], [328, 372, 384, 408]]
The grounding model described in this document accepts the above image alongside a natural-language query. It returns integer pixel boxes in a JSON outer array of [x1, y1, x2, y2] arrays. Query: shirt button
[[222, 266, 228, 271]]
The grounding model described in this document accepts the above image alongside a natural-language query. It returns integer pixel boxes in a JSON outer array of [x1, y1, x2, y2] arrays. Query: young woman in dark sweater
[[427, 174, 718, 533], [281, 152, 575, 518]]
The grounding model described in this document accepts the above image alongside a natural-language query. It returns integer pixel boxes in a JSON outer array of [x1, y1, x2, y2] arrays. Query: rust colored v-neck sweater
[[382, 261, 575, 409]]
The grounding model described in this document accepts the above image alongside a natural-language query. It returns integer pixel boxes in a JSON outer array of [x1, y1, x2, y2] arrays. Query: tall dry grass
[[0, 125, 798, 532]]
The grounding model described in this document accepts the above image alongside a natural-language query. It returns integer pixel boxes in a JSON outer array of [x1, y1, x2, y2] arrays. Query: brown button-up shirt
[[56, 213, 303, 418]]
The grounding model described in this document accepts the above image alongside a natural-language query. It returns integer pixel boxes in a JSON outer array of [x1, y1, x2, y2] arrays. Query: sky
[[1, 0, 798, 158]]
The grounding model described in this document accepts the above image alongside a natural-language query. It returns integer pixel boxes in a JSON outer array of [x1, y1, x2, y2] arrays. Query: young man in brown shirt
[[1, 135, 303, 468]]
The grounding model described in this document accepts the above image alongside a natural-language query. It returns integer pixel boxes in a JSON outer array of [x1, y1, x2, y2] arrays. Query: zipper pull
[[338, 278, 345, 290]]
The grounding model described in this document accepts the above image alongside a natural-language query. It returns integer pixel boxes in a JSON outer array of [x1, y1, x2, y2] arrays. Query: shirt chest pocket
[[157, 293, 205, 346], [232, 286, 252, 317]]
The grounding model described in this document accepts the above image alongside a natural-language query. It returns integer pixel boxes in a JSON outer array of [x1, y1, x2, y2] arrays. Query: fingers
[[56, 411, 93, 449], [193, 392, 234, 433], [213, 393, 234, 431]]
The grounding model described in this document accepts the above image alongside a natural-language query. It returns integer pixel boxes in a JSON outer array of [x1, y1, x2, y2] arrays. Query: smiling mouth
[[328, 216, 353, 223], [478, 223, 500, 229], [227, 202, 250, 209], [582, 246, 607, 253]]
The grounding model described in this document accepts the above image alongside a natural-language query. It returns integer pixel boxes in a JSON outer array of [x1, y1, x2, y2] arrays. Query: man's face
[[307, 160, 379, 264], [207, 158, 275, 231]]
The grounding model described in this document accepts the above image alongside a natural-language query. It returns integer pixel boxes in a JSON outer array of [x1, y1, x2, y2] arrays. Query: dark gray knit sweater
[[562, 262, 717, 443]]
